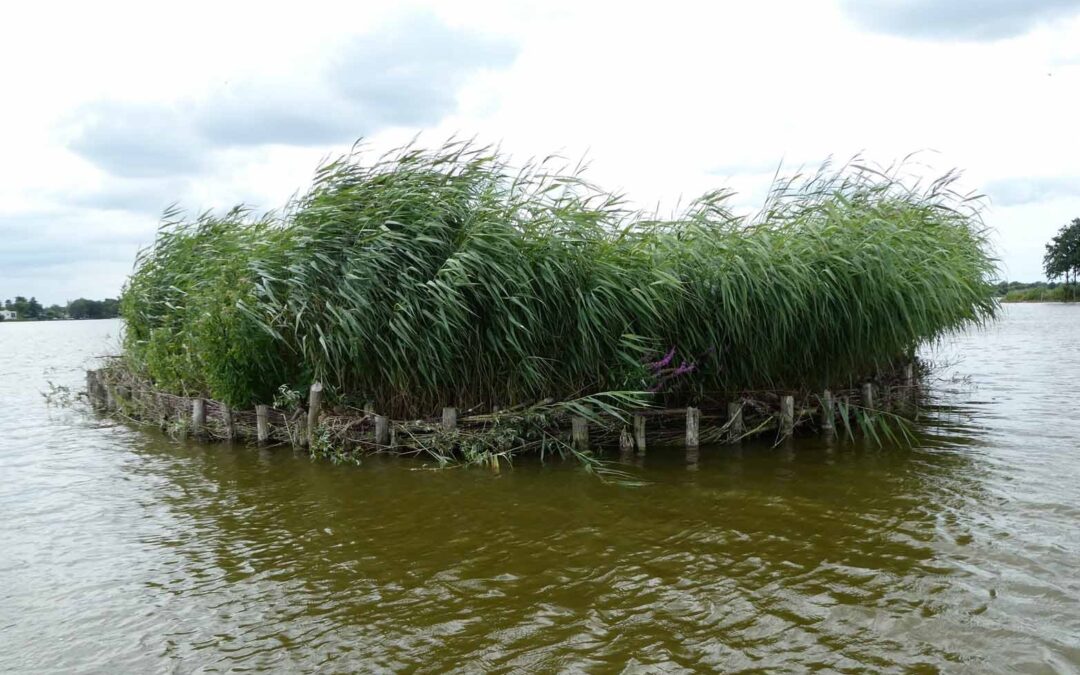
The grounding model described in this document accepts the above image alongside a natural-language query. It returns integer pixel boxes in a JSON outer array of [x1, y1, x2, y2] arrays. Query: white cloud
[[66, 102, 205, 178], [840, 0, 1080, 40], [1, 0, 1080, 302], [985, 176, 1080, 206]]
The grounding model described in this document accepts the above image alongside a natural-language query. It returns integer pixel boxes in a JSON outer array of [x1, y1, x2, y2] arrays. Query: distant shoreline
[[0, 317, 122, 324], [998, 282, 1078, 304]]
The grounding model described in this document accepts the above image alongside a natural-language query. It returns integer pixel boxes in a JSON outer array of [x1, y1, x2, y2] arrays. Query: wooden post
[[191, 398, 205, 436], [903, 363, 915, 405], [862, 382, 874, 409], [306, 382, 323, 448], [85, 371, 101, 409], [442, 406, 457, 430], [632, 414, 647, 456], [256, 404, 269, 443], [375, 414, 390, 446], [571, 416, 589, 450], [363, 401, 376, 442], [100, 374, 113, 409], [619, 427, 634, 457], [97, 372, 109, 409], [686, 407, 700, 448], [291, 410, 306, 449], [780, 395, 795, 436], [727, 400, 744, 441], [821, 390, 835, 434], [221, 404, 235, 440]]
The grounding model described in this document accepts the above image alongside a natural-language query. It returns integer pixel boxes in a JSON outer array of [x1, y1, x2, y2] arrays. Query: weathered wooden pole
[[255, 404, 270, 444], [686, 407, 700, 448], [633, 414, 647, 456], [441, 406, 457, 430], [85, 371, 101, 408], [103, 380, 116, 411], [191, 398, 206, 436], [862, 382, 874, 410], [780, 395, 795, 437], [293, 414, 306, 449], [221, 404, 235, 440], [727, 400, 744, 441], [571, 416, 589, 451], [619, 427, 634, 457], [374, 414, 390, 446], [306, 382, 323, 448], [820, 390, 835, 434], [903, 362, 915, 406]]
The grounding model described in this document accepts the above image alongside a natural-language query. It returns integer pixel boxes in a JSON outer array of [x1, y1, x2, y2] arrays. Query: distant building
[[0, 309, 16, 320]]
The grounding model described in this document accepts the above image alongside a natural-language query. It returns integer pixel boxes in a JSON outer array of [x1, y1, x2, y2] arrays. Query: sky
[[2, 0, 1079, 304]]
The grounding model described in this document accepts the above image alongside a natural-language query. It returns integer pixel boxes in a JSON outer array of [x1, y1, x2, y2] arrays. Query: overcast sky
[[2, 0, 1079, 304]]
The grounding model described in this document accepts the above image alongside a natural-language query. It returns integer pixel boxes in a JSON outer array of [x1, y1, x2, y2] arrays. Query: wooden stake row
[[563, 382, 890, 453], [92, 372, 901, 454]]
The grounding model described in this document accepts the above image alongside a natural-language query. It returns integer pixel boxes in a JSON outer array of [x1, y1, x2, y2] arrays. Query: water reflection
[[114, 412, 998, 671], [2, 308, 1079, 671]]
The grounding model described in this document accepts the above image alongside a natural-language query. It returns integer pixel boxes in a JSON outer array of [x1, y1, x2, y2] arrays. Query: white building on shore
[[0, 309, 16, 321]]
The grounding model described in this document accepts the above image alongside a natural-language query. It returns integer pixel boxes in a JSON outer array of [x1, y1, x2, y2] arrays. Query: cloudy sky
[[2, 0, 1079, 304]]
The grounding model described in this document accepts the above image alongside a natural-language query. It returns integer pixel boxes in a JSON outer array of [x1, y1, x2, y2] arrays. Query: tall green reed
[[120, 140, 998, 415]]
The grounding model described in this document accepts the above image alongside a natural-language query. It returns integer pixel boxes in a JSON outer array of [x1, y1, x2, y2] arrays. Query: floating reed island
[[87, 140, 998, 470]]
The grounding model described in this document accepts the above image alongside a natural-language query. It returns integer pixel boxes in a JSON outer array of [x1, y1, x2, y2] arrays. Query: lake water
[[1, 306, 1078, 673]]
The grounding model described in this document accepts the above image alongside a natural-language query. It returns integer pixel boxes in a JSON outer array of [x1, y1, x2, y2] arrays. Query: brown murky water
[[1, 307, 1079, 673]]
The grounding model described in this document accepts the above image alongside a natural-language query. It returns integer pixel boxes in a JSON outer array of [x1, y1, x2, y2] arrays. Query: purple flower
[[648, 360, 697, 392], [672, 361, 696, 377], [647, 347, 676, 371]]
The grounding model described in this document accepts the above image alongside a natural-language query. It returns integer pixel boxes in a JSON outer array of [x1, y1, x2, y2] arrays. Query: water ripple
[[2, 310, 1080, 672]]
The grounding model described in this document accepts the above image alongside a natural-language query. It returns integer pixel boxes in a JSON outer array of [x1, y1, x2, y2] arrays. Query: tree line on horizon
[[998, 217, 1079, 302], [0, 296, 120, 321], [1043, 217, 1080, 286]]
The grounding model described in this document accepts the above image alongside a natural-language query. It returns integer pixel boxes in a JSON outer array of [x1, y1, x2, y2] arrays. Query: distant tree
[[67, 298, 119, 319], [25, 297, 43, 319], [12, 296, 28, 318], [1044, 218, 1080, 288], [101, 298, 120, 318], [0, 295, 118, 320], [67, 298, 96, 319]]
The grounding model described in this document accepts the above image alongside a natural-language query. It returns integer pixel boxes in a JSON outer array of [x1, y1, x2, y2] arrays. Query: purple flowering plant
[[644, 345, 715, 393]]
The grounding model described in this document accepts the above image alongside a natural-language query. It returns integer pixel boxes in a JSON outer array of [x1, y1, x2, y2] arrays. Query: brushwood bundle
[[120, 140, 997, 420]]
